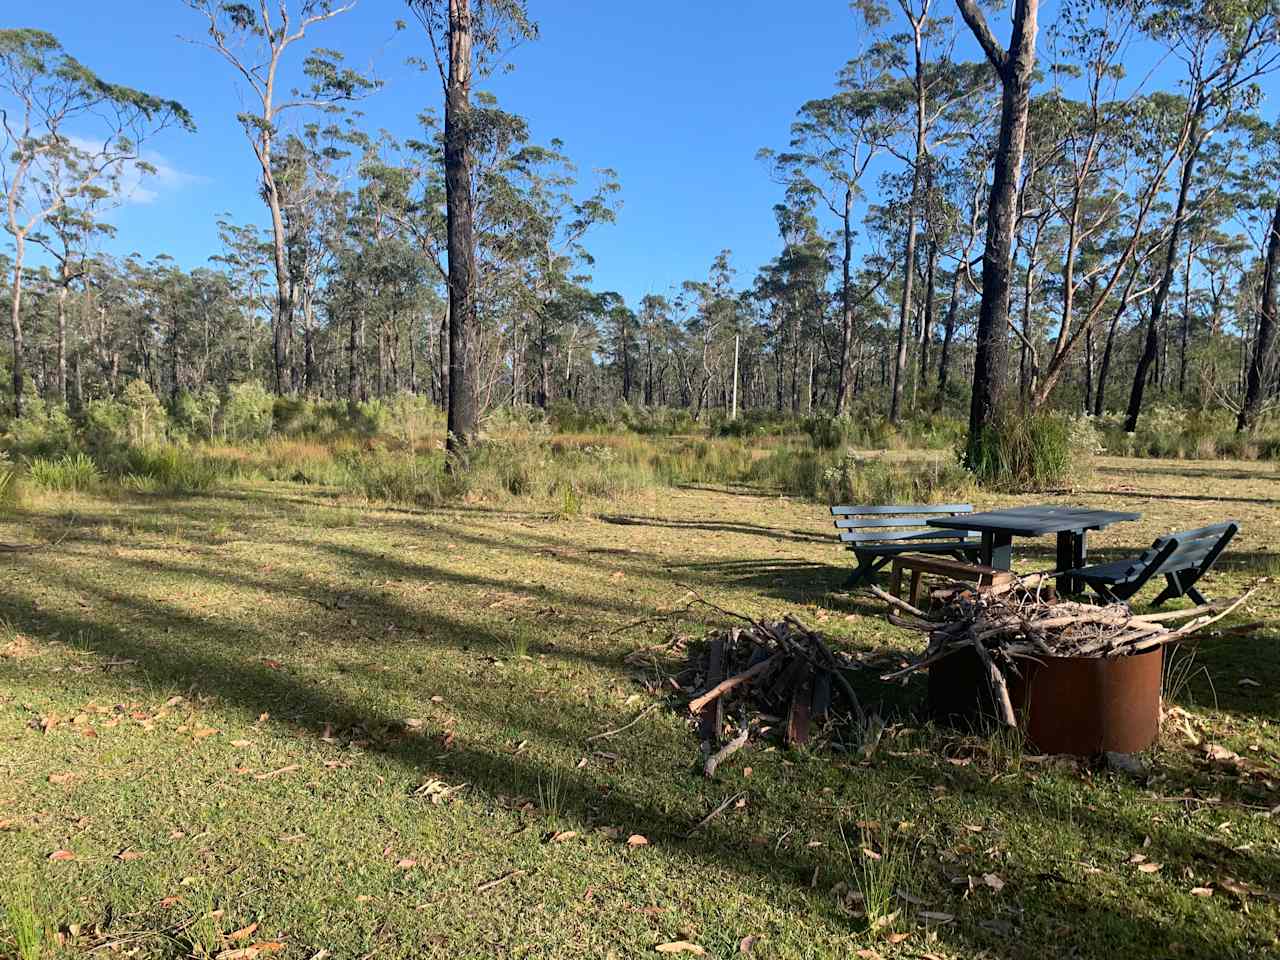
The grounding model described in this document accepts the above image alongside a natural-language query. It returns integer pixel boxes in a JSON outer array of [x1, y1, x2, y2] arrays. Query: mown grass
[[0, 453, 1277, 958]]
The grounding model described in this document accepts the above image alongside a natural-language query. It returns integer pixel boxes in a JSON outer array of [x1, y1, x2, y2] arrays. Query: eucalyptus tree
[[185, 0, 374, 396], [955, 0, 1039, 460], [406, 0, 536, 460], [762, 39, 901, 415], [30, 172, 115, 407], [0, 28, 193, 416], [876, 1, 992, 422], [1123, 0, 1280, 432], [1238, 116, 1280, 431]]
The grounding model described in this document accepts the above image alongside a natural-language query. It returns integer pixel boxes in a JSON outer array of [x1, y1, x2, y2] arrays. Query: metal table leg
[[1056, 529, 1087, 594], [984, 531, 1014, 571]]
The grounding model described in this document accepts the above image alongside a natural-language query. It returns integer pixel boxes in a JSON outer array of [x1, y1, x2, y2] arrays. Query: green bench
[[831, 504, 982, 589], [1066, 521, 1239, 605]]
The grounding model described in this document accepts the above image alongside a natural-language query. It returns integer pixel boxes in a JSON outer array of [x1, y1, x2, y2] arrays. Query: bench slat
[[834, 516, 945, 529], [839, 529, 979, 543], [830, 503, 973, 516]]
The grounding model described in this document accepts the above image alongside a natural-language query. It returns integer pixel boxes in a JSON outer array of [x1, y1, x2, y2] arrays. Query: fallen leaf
[[47, 772, 76, 785], [887, 932, 910, 944], [230, 740, 252, 748], [225, 923, 259, 942], [48, 849, 75, 862], [1238, 678, 1261, 688], [1138, 862, 1162, 873], [115, 849, 147, 862], [262, 659, 283, 670], [550, 830, 578, 843], [627, 834, 649, 847], [1190, 886, 1214, 897], [655, 943, 705, 955], [254, 764, 300, 780], [250, 943, 285, 955], [982, 872, 1006, 892], [739, 934, 761, 953], [193, 727, 220, 739], [396, 858, 417, 868], [855, 950, 881, 960]]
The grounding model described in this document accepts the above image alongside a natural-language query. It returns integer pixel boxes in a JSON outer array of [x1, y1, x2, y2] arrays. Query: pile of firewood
[[686, 615, 864, 777], [873, 582, 1258, 727]]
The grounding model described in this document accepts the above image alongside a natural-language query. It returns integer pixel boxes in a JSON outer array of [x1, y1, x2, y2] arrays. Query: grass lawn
[[1, 453, 1278, 959]]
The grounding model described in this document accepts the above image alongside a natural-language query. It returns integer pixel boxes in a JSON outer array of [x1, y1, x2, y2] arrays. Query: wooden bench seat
[[830, 504, 981, 589], [889, 555, 1014, 607]]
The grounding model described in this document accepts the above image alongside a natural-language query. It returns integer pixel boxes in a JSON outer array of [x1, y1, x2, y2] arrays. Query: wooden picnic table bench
[[830, 504, 981, 589]]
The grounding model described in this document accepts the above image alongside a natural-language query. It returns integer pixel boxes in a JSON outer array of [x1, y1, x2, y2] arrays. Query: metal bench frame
[[1068, 521, 1239, 606], [830, 504, 981, 589]]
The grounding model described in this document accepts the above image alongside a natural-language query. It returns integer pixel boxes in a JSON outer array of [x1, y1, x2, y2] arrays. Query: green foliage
[[122, 444, 225, 494], [748, 444, 973, 504], [1, 873, 46, 960], [965, 412, 1097, 492], [121, 379, 169, 446], [1097, 405, 1275, 462], [26, 453, 101, 492], [0, 454, 21, 513], [221, 383, 274, 441], [1, 398, 77, 457], [171, 388, 221, 441]]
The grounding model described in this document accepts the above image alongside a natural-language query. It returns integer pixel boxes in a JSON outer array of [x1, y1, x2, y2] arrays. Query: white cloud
[[64, 135, 204, 206]]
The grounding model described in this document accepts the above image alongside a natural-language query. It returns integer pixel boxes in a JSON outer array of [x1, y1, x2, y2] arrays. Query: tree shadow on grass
[[4, 500, 1279, 957]]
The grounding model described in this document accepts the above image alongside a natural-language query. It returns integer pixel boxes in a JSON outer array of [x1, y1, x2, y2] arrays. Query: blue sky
[[17, 1, 995, 304]]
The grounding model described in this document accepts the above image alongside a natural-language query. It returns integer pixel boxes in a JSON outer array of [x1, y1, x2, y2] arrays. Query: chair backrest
[[1118, 521, 1239, 586], [1149, 521, 1239, 577], [829, 503, 975, 545]]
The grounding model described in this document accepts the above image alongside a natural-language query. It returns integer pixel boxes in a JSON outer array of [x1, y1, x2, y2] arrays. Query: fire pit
[[877, 581, 1253, 757], [927, 645, 1163, 754]]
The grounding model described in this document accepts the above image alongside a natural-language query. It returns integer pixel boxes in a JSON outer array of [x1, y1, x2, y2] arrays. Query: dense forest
[[3, 0, 1280, 471]]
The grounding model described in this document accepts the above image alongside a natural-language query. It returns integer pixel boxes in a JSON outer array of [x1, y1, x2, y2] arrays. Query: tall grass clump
[[122, 444, 226, 494], [651, 439, 753, 486], [965, 412, 1097, 492], [26, 452, 101, 492], [2, 874, 47, 960], [0, 455, 21, 513], [751, 445, 973, 504]]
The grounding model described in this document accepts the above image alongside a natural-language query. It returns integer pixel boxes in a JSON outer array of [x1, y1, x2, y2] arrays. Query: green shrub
[[81, 397, 130, 454], [172, 388, 221, 441], [123, 445, 225, 493], [121, 379, 169, 446], [221, 383, 274, 441], [2, 398, 77, 457], [27, 453, 101, 492], [965, 412, 1097, 492], [0, 454, 21, 513]]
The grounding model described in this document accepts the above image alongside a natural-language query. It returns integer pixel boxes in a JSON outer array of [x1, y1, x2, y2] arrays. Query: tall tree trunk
[[834, 186, 855, 415], [443, 0, 479, 461], [1125, 121, 1201, 432], [1094, 304, 1128, 418], [1083, 323, 1095, 414], [1239, 194, 1280, 431], [957, 0, 1039, 460], [437, 305, 449, 410], [347, 299, 361, 408], [918, 238, 938, 397], [936, 271, 961, 405], [55, 271, 69, 406], [8, 233, 26, 417]]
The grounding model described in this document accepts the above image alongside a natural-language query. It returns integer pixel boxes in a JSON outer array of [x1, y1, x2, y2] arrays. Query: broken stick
[[686, 654, 781, 715]]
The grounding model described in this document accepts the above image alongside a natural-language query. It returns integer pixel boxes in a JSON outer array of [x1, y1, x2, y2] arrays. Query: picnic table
[[927, 505, 1140, 594]]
